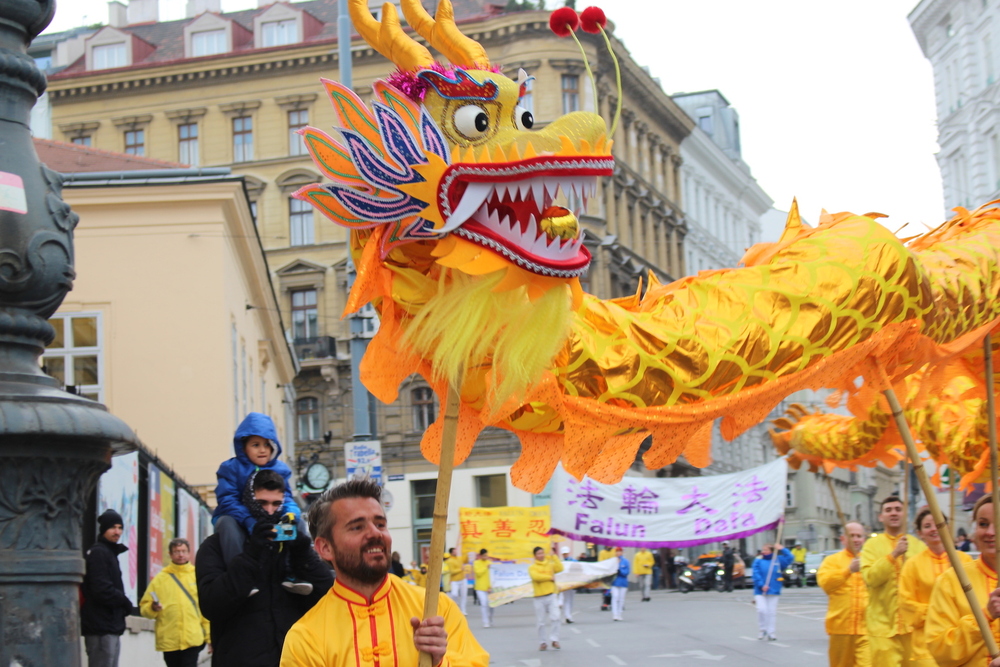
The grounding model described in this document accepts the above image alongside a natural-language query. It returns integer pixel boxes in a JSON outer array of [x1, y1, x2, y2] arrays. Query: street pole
[[0, 2, 137, 665], [338, 0, 376, 444]]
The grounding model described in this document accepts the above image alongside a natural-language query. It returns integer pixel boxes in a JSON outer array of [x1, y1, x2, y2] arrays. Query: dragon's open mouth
[[438, 155, 615, 277]]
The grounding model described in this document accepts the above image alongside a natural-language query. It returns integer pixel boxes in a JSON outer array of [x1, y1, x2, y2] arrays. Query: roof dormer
[[252, 3, 322, 49], [84, 26, 155, 71], [183, 12, 252, 58]]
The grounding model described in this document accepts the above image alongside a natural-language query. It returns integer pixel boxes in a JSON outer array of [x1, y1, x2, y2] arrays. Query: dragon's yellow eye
[[454, 104, 490, 138]]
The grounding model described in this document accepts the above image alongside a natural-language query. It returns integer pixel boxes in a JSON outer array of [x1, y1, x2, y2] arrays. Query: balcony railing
[[294, 336, 336, 361]]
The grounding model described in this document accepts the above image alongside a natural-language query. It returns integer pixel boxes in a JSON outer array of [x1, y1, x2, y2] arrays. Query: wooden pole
[[418, 383, 462, 667], [985, 336, 1000, 577], [879, 367, 1000, 658], [903, 459, 910, 530], [826, 474, 848, 530], [763, 516, 786, 591], [949, 466, 956, 539]]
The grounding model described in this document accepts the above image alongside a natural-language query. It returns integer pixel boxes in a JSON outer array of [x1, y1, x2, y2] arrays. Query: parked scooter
[[677, 555, 722, 593]]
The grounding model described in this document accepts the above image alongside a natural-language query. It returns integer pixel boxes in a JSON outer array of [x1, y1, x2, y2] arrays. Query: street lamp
[[0, 2, 137, 665]]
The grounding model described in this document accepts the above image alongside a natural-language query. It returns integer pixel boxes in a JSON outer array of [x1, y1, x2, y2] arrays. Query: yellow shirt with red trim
[[925, 557, 1000, 667], [860, 531, 926, 638], [279, 574, 488, 667], [816, 548, 867, 636], [900, 548, 972, 661]]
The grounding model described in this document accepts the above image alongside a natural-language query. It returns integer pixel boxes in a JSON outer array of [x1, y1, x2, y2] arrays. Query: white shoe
[[758, 631, 766, 640], [249, 588, 259, 597], [768, 634, 777, 642]]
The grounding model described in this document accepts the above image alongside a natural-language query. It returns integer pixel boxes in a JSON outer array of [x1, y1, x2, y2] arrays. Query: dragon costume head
[[296, 0, 613, 409]]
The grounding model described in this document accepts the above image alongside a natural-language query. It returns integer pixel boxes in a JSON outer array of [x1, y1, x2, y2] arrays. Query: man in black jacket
[[197, 469, 333, 666], [82, 508, 134, 667]]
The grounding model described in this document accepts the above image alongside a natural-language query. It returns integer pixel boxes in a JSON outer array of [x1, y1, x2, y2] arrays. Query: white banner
[[487, 557, 621, 607], [550, 458, 787, 549]]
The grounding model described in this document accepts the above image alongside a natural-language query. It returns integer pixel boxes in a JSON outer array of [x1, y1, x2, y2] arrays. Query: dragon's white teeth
[[519, 182, 531, 200], [531, 180, 545, 204], [440, 182, 493, 233]]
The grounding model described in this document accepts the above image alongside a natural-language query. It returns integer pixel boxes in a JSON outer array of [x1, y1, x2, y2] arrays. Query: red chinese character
[[460, 519, 483, 539], [527, 519, 548, 537], [491, 519, 515, 538]]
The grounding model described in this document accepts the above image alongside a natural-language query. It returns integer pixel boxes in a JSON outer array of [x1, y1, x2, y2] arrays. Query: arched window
[[412, 387, 436, 432], [296, 396, 320, 441]]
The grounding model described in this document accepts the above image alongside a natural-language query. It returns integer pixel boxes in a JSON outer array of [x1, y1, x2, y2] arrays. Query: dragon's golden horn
[[349, 0, 434, 72], [400, 0, 489, 67]]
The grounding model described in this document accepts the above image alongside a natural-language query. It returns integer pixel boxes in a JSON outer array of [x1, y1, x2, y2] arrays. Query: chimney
[[258, 1, 275, 7], [108, 1, 127, 27], [127, 0, 159, 24], [186, 0, 222, 17]]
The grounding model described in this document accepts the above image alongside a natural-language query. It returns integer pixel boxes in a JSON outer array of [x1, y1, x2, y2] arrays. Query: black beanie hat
[[98, 509, 124, 535]]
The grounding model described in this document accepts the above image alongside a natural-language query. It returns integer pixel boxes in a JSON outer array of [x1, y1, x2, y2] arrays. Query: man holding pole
[[860, 496, 925, 667], [280, 479, 488, 667], [817, 522, 870, 667]]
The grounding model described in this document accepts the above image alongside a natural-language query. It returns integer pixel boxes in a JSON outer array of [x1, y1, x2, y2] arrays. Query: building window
[[785, 482, 795, 507], [288, 109, 309, 156], [192, 29, 227, 57], [43, 313, 102, 401], [412, 386, 436, 431], [93, 43, 126, 70], [233, 116, 253, 162], [296, 397, 320, 441], [289, 197, 314, 246], [698, 113, 713, 135], [412, 479, 437, 521], [124, 129, 144, 156], [476, 474, 507, 507], [178, 123, 199, 165], [249, 201, 258, 222], [561, 74, 579, 114], [71, 136, 91, 146], [520, 78, 533, 114], [262, 19, 297, 47], [987, 35, 996, 85], [291, 289, 318, 340]]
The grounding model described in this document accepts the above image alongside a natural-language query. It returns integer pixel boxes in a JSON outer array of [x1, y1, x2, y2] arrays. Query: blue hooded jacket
[[212, 412, 300, 533], [752, 547, 793, 595], [612, 555, 630, 587]]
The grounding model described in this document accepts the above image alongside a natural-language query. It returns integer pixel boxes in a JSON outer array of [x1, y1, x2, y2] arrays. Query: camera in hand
[[274, 512, 297, 542]]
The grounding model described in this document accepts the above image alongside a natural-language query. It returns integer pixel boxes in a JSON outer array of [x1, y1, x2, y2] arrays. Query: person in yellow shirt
[[139, 538, 210, 667], [900, 508, 973, 667], [446, 548, 468, 615], [598, 546, 615, 561], [925, 494, 1000, 667], [405, 562, 428, 588], [280, 479, 488, 667], [633, 548, 655, 602], [860, 495, 926, 667], [472, 549, 493, 629], [529, 545, 564, 651], [817, 521, 870, 667]]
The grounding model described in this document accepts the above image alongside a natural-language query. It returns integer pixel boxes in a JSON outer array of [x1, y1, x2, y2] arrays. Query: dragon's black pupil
[[475, 112, 489, 132], [521, 111, 534, 129]]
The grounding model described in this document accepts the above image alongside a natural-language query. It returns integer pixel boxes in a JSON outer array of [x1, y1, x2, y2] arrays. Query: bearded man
[[280, 479, 488, 667]]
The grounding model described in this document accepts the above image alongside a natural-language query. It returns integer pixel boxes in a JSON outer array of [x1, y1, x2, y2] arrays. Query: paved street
[[473, 587, 830, 666]]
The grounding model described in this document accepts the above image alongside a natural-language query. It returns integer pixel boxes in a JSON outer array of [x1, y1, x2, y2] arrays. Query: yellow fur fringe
[[401, 269, 572, 411]]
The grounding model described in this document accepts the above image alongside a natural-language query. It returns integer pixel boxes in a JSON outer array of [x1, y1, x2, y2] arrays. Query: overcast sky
[[44, 0, 943, 234]]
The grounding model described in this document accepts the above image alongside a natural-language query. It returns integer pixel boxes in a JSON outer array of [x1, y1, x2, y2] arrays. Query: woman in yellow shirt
[[925, 495, 1000, 667], [900, 508, 972, 666]]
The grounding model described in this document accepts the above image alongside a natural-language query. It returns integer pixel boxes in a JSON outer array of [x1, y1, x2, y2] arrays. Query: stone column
[[605, 178, 617, 236], [0, 3, 138, 665]]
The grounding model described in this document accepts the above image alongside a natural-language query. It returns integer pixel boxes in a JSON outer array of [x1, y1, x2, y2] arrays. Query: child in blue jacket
[[213, 413, 307, 592]]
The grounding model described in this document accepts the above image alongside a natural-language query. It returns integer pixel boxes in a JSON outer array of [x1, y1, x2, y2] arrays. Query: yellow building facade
[[44, 173, 297, 493], [45, 0, 693, 560]]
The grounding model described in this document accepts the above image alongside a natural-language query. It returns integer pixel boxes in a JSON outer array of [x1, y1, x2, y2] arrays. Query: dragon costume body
[[297, 0, 1000, 492]]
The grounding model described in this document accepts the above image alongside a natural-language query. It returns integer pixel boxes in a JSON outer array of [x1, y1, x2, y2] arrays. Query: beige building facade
[[45, 0, 694, 562], [44, 171, 297, 494]]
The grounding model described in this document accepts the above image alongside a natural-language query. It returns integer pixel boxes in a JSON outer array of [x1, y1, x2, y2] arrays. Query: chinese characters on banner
[[458, 506, 552, 562], [549, 458, 787, 548]]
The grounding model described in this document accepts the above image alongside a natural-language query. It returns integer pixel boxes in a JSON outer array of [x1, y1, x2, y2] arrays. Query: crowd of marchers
[[78, 411, 1000, 667]]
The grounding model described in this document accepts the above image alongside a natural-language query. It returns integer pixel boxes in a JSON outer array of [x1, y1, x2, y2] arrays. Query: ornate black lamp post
[[0, 2, 137, 665]]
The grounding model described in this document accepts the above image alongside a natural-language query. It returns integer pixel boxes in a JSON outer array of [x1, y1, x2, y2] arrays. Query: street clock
[[305, 462, 331, 490]]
